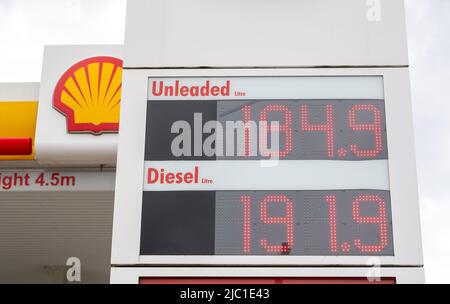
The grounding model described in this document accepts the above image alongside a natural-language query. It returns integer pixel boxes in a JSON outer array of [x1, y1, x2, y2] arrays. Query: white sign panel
[[125, 0, 408, 68], [147, 76, 385, 100], [111, 68, 422, 267], [143, 160, 390, 191], [35, 45, 123, 166]]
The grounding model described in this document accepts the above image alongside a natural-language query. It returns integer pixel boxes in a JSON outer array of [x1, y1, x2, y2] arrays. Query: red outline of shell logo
[[53, 56, 123, 135]]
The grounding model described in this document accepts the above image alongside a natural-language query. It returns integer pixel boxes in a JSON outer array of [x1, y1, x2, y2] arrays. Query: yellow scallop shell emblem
[[53, 56, 123, 135]]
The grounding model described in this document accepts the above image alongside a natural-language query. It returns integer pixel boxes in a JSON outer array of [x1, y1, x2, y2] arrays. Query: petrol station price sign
[[138, 76, 395, 257]]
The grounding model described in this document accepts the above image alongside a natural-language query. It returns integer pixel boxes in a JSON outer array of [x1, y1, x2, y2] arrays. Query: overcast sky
[[0, 0, 449, 283], [405, 0, 450, 284]]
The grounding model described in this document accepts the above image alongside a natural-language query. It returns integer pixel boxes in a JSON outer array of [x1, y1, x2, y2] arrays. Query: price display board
[[141, 190, 393, 256], [111, 70, 422, 268], [139, 76, 393, 257]]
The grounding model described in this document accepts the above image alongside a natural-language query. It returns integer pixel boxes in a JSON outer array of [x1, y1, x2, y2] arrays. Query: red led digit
[[325, 195, 338, 253], [352, 195, 388, 253], [301, 104, 334, 158], [349, 104, 383, 158], [241, 195, 252, 253], [260, 195, 294, 253], [259, 105, 293, 158], [242, 105, 252, 158]]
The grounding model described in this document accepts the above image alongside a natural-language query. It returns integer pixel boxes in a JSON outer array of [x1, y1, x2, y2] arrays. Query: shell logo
[[53, 56, 123, 135]]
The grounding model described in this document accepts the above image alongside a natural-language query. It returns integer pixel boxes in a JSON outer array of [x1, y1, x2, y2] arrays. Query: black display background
[[140, 191, 216, 255], [145, 99, 388, 161], [141, 99, 392, 257], [145, 100, 217, 161], [140, 191, 393, 256]]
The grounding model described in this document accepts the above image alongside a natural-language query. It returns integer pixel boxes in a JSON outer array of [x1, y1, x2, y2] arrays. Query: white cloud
[[420, 197, 450, 283], [0, 0, 126, 82], [405, 0, 450, 283]]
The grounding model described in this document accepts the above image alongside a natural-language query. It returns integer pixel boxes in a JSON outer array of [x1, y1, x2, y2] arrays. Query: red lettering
[[184, 172, 193, 183], [164, 86, 174, 96], [147, 168, 159, 184], [200, 81, 210, 96], [166, 173, 175, 184], [160, 169, 165, 184], [211, 86, 220, 96], [176, 172, 184, 184], [180, 86, 189, 96], [152, 81, 163, 96], [194, 166, 199, 183], [191, 86, 199, 96], [151, 80, 231, 97], [146, 167, 201, 185], [222, 81, 230, 96], [174, 80, 179, 96]]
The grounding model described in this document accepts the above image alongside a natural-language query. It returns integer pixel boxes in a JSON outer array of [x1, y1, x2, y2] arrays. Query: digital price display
[[141, 76, 393, 257], [145, 99, 387, 161], [140, 190, 393, 256], [216, 191, 392, 255], [219, 100, 387, 160]]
